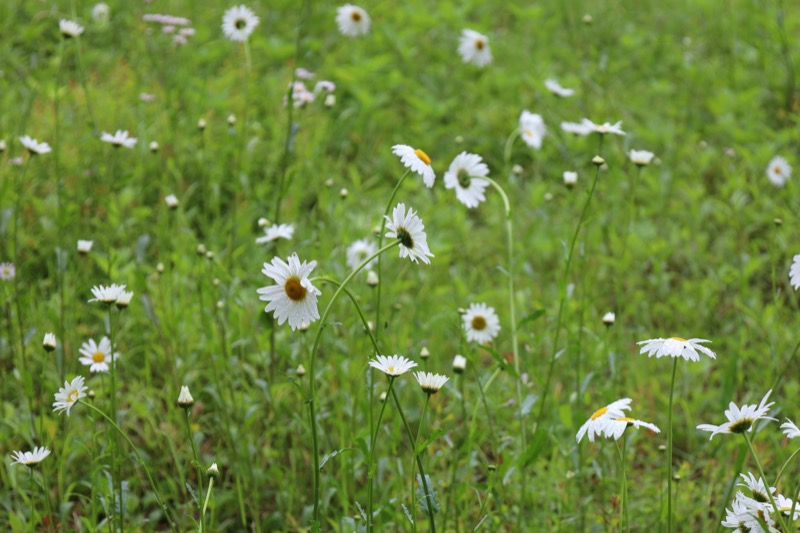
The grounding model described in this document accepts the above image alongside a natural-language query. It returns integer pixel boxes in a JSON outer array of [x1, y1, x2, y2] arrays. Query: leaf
[[476, 344, 518, 379], [401, 503, 414, 525], [416, 474, 440, 515], [415, 428, 445, 454], [515, 309, 545, 332], [319, 448, 353, 471]]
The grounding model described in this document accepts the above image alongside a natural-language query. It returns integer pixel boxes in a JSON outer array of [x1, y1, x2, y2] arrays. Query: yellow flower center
[[414, 148, 431, 165], [671, 337, 686, 342], [92, 351, 106, 363], [471, 316, 487, 331], [387, 366, 395, 373], [284, 277, 307, 302], [476, 39, 485, 50], [591, 406, 608, 420], [68, 390, 80, 403], [351, 11, 362, 22], [617, 417, 634, 423]]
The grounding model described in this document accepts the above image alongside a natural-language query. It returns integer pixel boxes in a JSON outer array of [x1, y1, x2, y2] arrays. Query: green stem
[[475, 468, 496, 527], [79, 400, 177, 532], [615, 436, 628, 533], [666, 357, 677, 533], [202, 478, 215, 526], [410, 395, 430, 530], [770, 337, 800, 394], [774, 446, 800, 486], [107, 305, 123, 532], [367, 376, 396, 533], [743, 432, 789, 532], [184, 410, 205, 533], [41, 462, 54, 533], [73, 34, 98, 134], [502, 130, 519, 168]]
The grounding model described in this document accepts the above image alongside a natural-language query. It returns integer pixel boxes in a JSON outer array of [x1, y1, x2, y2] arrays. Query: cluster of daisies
[[142, 13, 196, 46]]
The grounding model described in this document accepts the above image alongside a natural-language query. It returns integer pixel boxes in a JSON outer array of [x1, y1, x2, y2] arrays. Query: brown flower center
[[774, 166, 782, 175], [476, 39, 485, 50], [351, 11, 362, 21], [471, 316, 487, 330], [284, 277, 307, 301]]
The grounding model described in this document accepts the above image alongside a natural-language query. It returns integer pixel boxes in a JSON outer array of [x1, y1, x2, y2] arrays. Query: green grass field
[[2, 0, 800, 531]]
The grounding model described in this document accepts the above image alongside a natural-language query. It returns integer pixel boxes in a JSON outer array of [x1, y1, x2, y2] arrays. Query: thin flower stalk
[[410, 394, 431, 531], [184, 410, 205, 532], [743, 432, 789, 532], [666, 357, 677, 533], [367, 376, 397, 533], [615, 436, 629, 533]]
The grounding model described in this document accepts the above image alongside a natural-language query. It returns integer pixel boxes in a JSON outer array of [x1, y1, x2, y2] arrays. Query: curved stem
[[770, 337, 800, 394], [744, 432, 789, 532], [202, 478, 215, 525], [313, 277, 379, 354], [666, 357, 677, 533], [79, 400, 177, 532], [775, 446, 800, 486], [503, 130, 519, 169], [367, 376, 396, 532]]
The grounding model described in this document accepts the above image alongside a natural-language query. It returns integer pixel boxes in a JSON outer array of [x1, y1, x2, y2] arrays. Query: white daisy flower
[[722, 494, 777, 532], [164, 194, 179, 209], [452, 354, 467, 374], [774, 493, 800, 520], [78, 337, 120, 373], [601, 416, 661, 440], [257, 253, 321, 331], [369, 354, 417, 377], [766, 156, 791, 187], [563, 171, 578, 187], [92, 3, 110, 24], [88, 283, 126, 303], [77, 239, 94, 255], [346, 238, 378, 270], [336, 4, 370, 37], [696, 389, 777, 439], [10, 446, 51, 467], [576, 398, 632, 443], [53, 375, 88, 416], [738, 473, 776, 504], [222, 5, 259, 42], [458, 29, 492, 67], [544, 79, 574, 97], [583, 119, 626, 136], [560, 120, 593, 136], [256, 223, 295, 244], [59, 19, 85, 38], [602, 312, 616, 325], [115, 290, 134, 309], [384, 203, 434, 265], [780, 418, 800, 439], [415, 371, 449, 394], [43, 332, 57, 352], [177, 385, 194, 407], [462, 302, 501, 344], [443, 151, 490, 208], [19, 135, 52, 155], [100, 130, 137, 148], [629, 149, 655, 167], [519, 111, 546, 149], [790, 255, 800, 290], [0, 262, 15, 281], [392, 144, 435, 188], [636, 337, 716, 362]]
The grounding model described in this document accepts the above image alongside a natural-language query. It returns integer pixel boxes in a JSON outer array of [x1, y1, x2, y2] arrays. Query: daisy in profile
[[415, 372, 449, 395], [59, 19, 85, 38], [462, 302, 500, 344], [346, 238, 378, 270], [79, 337, 120, 373], [222, 5, 259, 42], [696, 389, 776, 439], [0, 262, 15, 280], [602, 416, 661, 440], [576, 398, 632, 443], [637, 337, 716, 362], [392, 145, 435, 188], [458, 29, 492, 67], [774, 493, 800, 520], [722, 495, 775, 532], [89, 283, 126, 303], [738, 473, 776, 504], [544, 79, 574, 97], [256, 223, 294, 244], [257, 253, 321, 330], [19, 135, 52, 155], [789, 255, 800, 290], [53, 375, 88, 416], [384, 203, 434, 264], [766, 156, 791, 187], [781, 418, 800, 438], [560, 121, 593, 136], [519, 111, 546, 149], [11, 446, 51, 467], [443, 151, 490, 208], [629, 149, 655, 167], [369, 354, 417, 376], [583, 119, 626, 136], [335, 4, 370, 37], [100, 130, 137, 148]]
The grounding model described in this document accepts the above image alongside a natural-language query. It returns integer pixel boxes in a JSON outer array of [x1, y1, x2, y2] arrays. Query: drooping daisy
[[583, 119, 626, 136], [462, 303, 501, 344], [164, 194, 179, 209], [636, 337, 716, 362], [738, 473, 776, 504], [696, 389, 776, 439], [53, 375, 88, 416], [100, 130, 137, 148], [369, 354, 417, 377], [43, 332, 57, 352], [576, 398, 632, 443], [0, 262, 15, 280], [560, 121, 593, 136], [88, 283, 126, 303], [544, 79, 574, 97], [256, 223, 295, 244], [384, 203, 434, 264], [629, 149, 655, 167], [59, 19, 85, 38], [774, 493, 800, 520], [10, 446, 51, 467], [392, 145, 435, 188], [519, 111, 546, 149], [222, 5, 259, 42], [721, 495, 775, 532], [766, 156, 791, 187], [602, 416, 661, 440], [19, 135, 52, 155], [346, 238, 378, 270], [415, 372, 449, 394], [78, 337, 120, 373], [443, 151, 490, 208], [335, 5, 370, 37], [257, 253, 321, 331], [602, 312, 615, 326], [458, 29, 492, 67], [789, 255, 800, 290], [780, 418, 800, 439], [452, 354, 467, 374]]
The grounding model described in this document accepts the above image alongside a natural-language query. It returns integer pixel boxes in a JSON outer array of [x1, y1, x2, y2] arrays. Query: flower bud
[[177, 385, 194, 408], [43, 332, 57, 352]]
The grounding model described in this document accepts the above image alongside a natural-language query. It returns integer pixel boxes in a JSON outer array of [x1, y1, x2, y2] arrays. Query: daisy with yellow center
[[766, 155, 791, 187], [519, 110, 546, 150], [257, 253, 321, 331], [637, 337, 716, 362], [392, 144, 435, 188], [462, 302, 501, 344], [79, 337, 120, 373], [53, 375, 88, 416], [576, 398, 632, 443], [369, 354, 417, 377]]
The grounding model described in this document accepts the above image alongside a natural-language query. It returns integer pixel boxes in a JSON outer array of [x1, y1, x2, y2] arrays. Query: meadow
[[2, 0, 800, 531]]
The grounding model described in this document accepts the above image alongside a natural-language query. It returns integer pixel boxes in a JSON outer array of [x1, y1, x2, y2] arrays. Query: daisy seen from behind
[[629, 150, 655, 167], [384, 203, 434, 265], [369, 354, 417, 377], [346, 238, 378, 270], [767, 156, 791, 187], [789, 255, 800, 290], [79, 337, 120, 373], [576, 398, 632, 443], [59, 19, 85, 38], [443, 151, 490, 208], [53, 375, 88, 416], [583, 119, 626, 136], [696, 389, 776, 439], [602, 416, 661, 441], [89, 283, 126, 303], [637, 337, 716, 362], [257, 253, 321, 331], [462, 302, 500, 344], [458, 29, 492, 67], [11, 446, 51, 467], [101, 130, 137, 148], [256, 223, 294, 244], [336, 4, 370, 37], [561, 121, 593, 136], [415, 372, 449, 394], [781, 418, 800, 439], [519, 111, 546, 149], [392, 144, 435, 188], [222, 4, 259, 42], [19, 135, 52, 155], [738, 472, 776, 505]]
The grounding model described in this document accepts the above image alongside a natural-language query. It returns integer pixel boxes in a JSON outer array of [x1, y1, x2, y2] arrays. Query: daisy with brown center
[[443, 152, 490, 208], [10, 446, 51, 466], [697, 390, 776, 439], [458, 29, 492, 67], [335, 4, 370, 37], [767, 156, 791, 187], [384, 203, 434, 264], [257, 253, 321, 331], [221, 4, 259, 42], [462, 302, 500, 344], [414, 372, 449, 395]]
